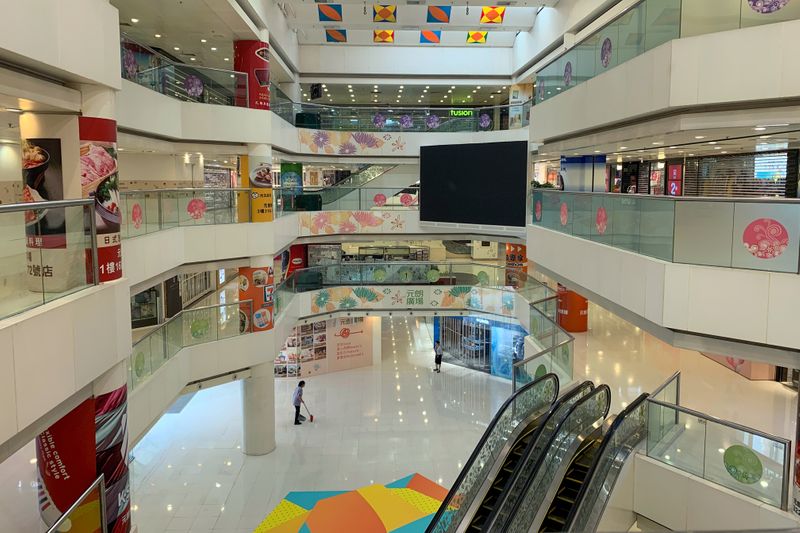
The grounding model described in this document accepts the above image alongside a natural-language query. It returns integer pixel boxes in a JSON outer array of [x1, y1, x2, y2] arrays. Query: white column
[[279, 80, 302, 102], [241, 362, 276, 456], [76, 84, 116, 120]]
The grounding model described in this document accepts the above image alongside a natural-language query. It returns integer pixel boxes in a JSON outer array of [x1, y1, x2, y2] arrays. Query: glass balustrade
[[535, 0, 800, 104], [0, 199, 98, 320], [274, 185, 419, 214], [129, 301, 253, 389], [532, 190, 800, 274], [46, 476, 106, 533]]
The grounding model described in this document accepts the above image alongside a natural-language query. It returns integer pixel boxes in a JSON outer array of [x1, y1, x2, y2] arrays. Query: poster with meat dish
[[79, 117, 122, 282]]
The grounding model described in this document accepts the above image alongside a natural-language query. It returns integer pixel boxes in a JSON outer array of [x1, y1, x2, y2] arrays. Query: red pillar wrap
[[79, 117, 122, 282], [557, 284, 588, 333], [234, 40, 270, 109], [95, 385, 131, 533]]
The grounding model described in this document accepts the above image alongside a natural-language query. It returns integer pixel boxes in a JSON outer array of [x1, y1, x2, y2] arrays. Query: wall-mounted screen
[[420, 140, 528, 227]]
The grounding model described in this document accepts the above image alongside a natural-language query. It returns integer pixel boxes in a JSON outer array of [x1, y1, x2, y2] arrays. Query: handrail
[[425, 373, 559, 533], [272, 99, 534, 113], [565, 392, 650, 532], [120, 188, 251, 194], [533, 189, 800, 204], [0, 197, 94, 213], [46, 475, 107, 533], [122, 33, 246, 78], [649, 371, 681, 401]]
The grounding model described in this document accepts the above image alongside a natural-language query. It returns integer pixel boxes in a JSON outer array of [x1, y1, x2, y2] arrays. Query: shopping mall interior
[[2, 1, 800, 532]]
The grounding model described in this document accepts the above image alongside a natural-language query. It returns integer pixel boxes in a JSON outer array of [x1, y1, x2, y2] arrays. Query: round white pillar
[[241, 362, 276, 455]]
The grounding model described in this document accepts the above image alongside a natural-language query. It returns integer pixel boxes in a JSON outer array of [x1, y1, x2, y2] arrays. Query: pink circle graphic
[[400, 193, 415, 206], [131, 203, 143, 229], [187, 198, 207, 220], [596, 207, 608, 235], [373, 193, 387, 207], [742, 218, 789, 259], [748, 0, 790, 13], [535, 200, 542, 221], [560, 203, 568, 226]]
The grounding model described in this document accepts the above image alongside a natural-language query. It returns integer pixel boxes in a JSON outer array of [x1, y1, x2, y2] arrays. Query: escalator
[[464, 381, 596, 532]]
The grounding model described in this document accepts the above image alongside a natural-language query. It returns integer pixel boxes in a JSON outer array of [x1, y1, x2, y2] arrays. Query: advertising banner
[[240, 155, 273, 222], [239, 266, 275, 331], [280, 162, 303, 194], [667, 164, 683, 196], [234, 40, 269, 109], [36, 399, 97, 528], [505, 243, 528, 287], [95, 385, 131, 533], [79, 117, 122, 282]]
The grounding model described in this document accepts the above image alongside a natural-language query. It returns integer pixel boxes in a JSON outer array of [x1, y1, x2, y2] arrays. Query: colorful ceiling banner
[[325, 29, 348, 42], [254, 473, 448, 532], [373, 4, 397, 22], [427, 5, 452, 23], [374, 29, 395, 42], [480, 6, 506, 23], [420, 29, 441, 44], [317, 3, 343, 21], [467, 30, 488, 43]]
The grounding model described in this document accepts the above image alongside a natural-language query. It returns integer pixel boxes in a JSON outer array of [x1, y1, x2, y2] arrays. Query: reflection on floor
[[254, 473, 447, 532], [129, 317, 509, 533]]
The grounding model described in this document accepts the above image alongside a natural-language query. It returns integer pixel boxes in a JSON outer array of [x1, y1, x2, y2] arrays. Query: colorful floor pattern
[[254, 473, 448, 533]]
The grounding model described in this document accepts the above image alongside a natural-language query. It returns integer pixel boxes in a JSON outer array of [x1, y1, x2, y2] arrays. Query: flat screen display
[[420, 140, 528, 227]]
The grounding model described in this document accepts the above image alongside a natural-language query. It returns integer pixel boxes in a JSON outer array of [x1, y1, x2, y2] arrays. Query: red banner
[[79, 117, 122, 282], [234, 40, 270, 109]]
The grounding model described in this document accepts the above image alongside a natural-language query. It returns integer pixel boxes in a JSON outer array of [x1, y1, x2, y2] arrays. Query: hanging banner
[[240, 155, 274, 222], [505, 243, 528, 287], [79, 117, 122, 282], [95, 385, 131, 533], [234, 40, 270, 109], [239, 266, 275, 331], [280, 162, 303, 194], [36, 399, 97, 528]]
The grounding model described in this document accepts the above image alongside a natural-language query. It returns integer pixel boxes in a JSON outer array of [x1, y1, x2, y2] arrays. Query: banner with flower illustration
[[299, 210, 417, 236], [298, 129, 406, 155]]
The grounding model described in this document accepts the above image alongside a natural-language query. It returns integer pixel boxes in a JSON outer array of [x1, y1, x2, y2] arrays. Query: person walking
[[434, 341, 443, 373], [292, 380, 306, 425]]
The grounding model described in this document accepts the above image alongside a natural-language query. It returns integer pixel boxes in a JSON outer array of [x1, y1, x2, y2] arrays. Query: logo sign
[[450, 109, 474, 118], [336, 327, 363, 339]]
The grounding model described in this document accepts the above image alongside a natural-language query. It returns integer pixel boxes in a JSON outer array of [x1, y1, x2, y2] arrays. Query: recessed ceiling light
[[211, 47, 217, 51], [131, 18, 139, 23], [556, 87, 561, 91], [400, 85, 404, 88], [190, 57, 196, 61], [447, 89, 452, 93], [224, 57, 229, 61], [669, 146, 677, 149], [425, 85, 429, 89], [348, 84, 352, 88], [502, 86, 507, 89], [714, 146, 722, 149], [694, 135, 705, 139], [374, 85, 378, 88], [594, 150, 601, 153], [708, 141, 717, 145], [472, 90, 477, 93], [754, 127, 766, 131], [490, 95, 494, 98], [322, 84, 327, 88], [451, 85, 455, 89], [201, 39, 207, 43], [760, 135, 771, 139], [155, 34, 162, 38], [174, 46, 180, 51], [619, 146, 628, 150], [418, 99, 422, 103], [721, 151, 728, 154], [423, 89, 427, 93], [476, 86, 481, 89], [689, 153, 695, 156], [652, 141, 663, 145]]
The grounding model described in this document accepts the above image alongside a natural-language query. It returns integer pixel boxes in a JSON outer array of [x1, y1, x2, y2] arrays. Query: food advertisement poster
[[35, 398, 97, 528], [79, 117, 122, 282], [240, 155, 273, 222], [234, 40, 269, 110], [95, 385, 131, 533], [275, 317, 375, 377], [22, 138, 65, 248], [239, 266, 275, 332], [505, 243, 528, 287]]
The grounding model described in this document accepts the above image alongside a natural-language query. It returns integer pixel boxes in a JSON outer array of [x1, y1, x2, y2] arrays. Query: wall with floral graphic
[[298, 210, 421, 236]]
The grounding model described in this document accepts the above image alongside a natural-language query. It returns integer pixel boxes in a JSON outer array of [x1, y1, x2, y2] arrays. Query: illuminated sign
[[449, 109, 474, 118]]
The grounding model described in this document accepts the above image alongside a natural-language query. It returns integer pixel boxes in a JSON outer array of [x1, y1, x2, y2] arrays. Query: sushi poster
[[79, 117, 122, 282]]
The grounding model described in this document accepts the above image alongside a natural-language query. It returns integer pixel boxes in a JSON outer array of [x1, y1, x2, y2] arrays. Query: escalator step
[[547, 513, 567, 525], [556, 494, 575, 505]]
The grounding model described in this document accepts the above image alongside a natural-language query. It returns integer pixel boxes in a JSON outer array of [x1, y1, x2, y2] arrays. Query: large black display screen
[[420, 140, 527, 227]]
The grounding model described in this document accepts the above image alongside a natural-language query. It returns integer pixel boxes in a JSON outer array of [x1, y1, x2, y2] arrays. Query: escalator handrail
[[425, 373, 560, 533], [564, 392, 650, 532], [499, 384, 612, 533], [478, 381, 595, 532]]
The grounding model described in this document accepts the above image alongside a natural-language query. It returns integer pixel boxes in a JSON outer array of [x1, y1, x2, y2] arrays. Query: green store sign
[[449, 109, 474, 118]]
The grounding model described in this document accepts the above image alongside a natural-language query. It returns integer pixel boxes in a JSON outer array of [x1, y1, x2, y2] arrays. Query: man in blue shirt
[[292, 380, 306, 425]]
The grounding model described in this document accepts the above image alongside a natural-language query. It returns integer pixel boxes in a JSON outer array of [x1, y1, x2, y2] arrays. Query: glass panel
[[0, 208, 45, 318], [681, 0, 741, 37], [42, 204, 92, 303], [610, 195, 641, 253], [183, 307, 218, 346], [130, 339, 153, 389], [47, 477, 105, 533], [646, 402, 706, 477], [639, 197, 675, 260], [644, 0, 681, 50]]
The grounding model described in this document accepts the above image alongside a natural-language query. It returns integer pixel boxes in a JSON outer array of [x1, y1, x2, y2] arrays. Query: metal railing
[[47, 475, 107, 533], [129, 300, 253, 389], [0, 198, 98, 320], [121, 34, 248, 107], [532, 189, 800, 274]]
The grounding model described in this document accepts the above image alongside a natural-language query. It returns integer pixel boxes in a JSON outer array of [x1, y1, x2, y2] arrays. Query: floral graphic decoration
[[372, 113, 387, 129], [742, 218, 789, 259], [123, 49, 138, 79], [748, 0, 790, 13], [187, 198, 207, 220], [478, 113, 491, 130], [426, 115, 441, 129], [400, 193, 415, 206], [535, 200, 542, 221], [338, 296, 358, 309], [131, 203, 143, 229], [338, 220, 357, 233], [392, 137, 406, 152], [313, 130, 331, 149], [600, 38, 613, 68], [373, 193, 387, 207], [352, 132, 382, 149], [184, 75, 204, 98], [564, 61, 573, 85], [338, 142, 357, 155], [595, 207, 608, 234], [399, 115, 414, 129], [560, 202, 569, 226]]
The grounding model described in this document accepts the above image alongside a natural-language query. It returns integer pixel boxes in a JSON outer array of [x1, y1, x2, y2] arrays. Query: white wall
[[531, 19, 800, 142], [118, 152, 194, 184], [526, 225, 800, 351], [0, 0, 120, 88], [0, 281, 131, 450]]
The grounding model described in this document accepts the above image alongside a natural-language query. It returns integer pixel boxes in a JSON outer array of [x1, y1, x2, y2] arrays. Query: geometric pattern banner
[[420, 29, 441, 44], [480, 6, 506, 23], [427, 5, 452, 23], [318, 3, 343, 21], [374, 29, 395, 42], [467, 30, 488, 43], [325, 29, 348, 42], [373, 4, 397, 22], [253, 473, 449, 533]]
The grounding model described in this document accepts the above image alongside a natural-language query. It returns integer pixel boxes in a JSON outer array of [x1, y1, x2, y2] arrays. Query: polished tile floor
[[0, 310, 795, 533]]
